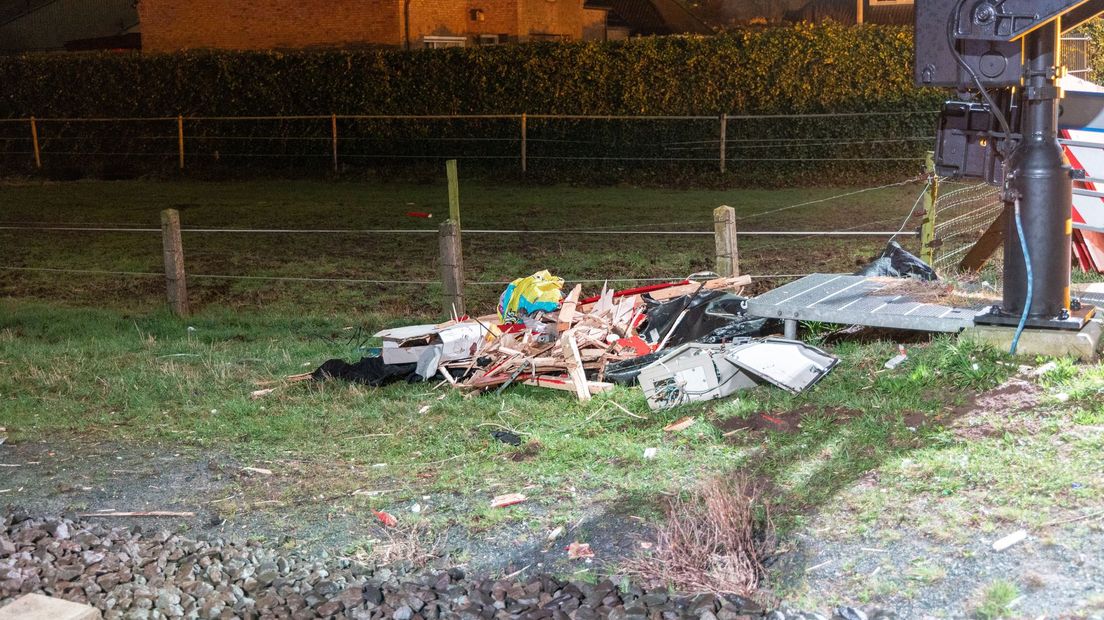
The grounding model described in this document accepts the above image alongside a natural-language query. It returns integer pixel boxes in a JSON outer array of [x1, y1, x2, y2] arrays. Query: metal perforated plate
[[746, 274, 986, 333]]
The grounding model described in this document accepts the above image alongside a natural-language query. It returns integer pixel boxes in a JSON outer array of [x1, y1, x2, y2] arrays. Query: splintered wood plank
[[959, 210, 1007, 272], [491, 493, 527, 508], [593, 287, 615, 314], [522, 376, 614, 394], [663, 416, 696, 432], [646, 276, 752, 301], [439, 366, 457, 385], [560, 331, 591, 402], [558, 284, 583, 333], [611, 296, 639, 334]]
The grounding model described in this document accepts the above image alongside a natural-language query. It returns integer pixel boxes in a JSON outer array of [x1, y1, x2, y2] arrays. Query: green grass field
[[1, 178, 1103, 610], [0, 178, 922, 318]]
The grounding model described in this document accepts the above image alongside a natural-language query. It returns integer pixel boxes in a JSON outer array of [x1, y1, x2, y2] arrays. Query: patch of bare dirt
[[507, 440, 542, 462], [718, 406, 862, 439], [972, 377, 1042, 412], [933, 378, 1046, 440]]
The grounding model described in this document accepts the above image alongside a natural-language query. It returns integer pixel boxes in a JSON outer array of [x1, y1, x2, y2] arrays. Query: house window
[[423, 36, 467, 49], [470, 8, 485, 21], [477, 34, 501, 46]]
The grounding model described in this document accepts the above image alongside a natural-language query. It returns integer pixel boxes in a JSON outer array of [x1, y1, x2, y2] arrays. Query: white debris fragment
[[1032, 361, 1059, 377], [992, 529, 1027, 552], [884, 345, 908, 370]]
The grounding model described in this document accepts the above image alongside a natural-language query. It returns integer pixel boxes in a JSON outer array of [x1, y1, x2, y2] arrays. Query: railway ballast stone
[[0, 510, 895, 619]]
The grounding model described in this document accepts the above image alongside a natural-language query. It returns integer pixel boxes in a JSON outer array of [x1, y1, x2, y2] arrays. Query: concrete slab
[[0, 594, 101, 620], [961, 317, 1103, 361]]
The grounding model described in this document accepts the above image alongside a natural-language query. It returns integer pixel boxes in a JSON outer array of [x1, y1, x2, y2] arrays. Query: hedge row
[[0, 23, 946, 185]]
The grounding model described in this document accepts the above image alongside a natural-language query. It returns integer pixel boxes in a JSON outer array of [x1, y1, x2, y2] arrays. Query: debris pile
[[293, 271, 838, 408]]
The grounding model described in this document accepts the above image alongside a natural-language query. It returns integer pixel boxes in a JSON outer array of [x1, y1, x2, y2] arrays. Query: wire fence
[[931, 180, 1003, 272], [0, 178, 930, 315], [0, 111, 939, 182]]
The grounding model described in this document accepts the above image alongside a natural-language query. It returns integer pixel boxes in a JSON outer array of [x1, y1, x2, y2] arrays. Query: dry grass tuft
[[628, 475, 775, 597], [360, 521, 443, 568]]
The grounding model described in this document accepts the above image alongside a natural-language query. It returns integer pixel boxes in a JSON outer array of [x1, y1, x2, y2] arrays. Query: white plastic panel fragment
[[637, 343, 757, 410], [723, 339, 838, 394]]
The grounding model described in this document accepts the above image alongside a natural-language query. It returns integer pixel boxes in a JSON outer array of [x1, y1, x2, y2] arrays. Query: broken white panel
[[723, 338, 838, 394], [638, 343, 757, 410], [415, 346, 445, 379], [375, 322, 486, 366]]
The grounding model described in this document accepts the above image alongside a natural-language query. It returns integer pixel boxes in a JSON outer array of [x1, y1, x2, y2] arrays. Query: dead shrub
[[628, 475, 775, 596]]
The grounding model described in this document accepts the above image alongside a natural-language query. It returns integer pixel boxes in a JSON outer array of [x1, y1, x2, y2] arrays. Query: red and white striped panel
[[1061, 128, 1104, 234]]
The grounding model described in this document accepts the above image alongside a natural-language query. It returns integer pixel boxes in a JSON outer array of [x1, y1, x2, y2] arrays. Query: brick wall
[[581, 7, 608, 41], [519, 0, 585, 38], [139, 0, 403, 51], [464, 0, 520, 38], [405, 0, 590, 44], [139, 0, 605, 51], [514, 0, 608, 41], [404, 0, 468, 41]]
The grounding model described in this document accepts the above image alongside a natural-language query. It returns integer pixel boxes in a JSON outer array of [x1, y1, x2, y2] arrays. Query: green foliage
[[976, 580, 1020, 619], [1083, 19, 1104, 82], [0, 25, 933, 117], [0, 24, 944, 185]]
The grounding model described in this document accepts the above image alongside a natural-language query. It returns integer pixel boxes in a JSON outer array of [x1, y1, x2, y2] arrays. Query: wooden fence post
[[331, 114, 339, 173], [446, 159, 461, 226], [520, 113, 527, 173], [919, 151, 939, 266], [177, 115, 185, 171], [161, 209, 189, 317], [719, 113, 727, 174], [441, 159, 465, 317], [29, 116, 41, 169], [714, 205, 739, 277], [439, 221, 465, 318]]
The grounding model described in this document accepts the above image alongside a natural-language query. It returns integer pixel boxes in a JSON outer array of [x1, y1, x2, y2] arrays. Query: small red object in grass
[[373, 510, 397, 527], [566, 542, 595, 559], [406, 212, 433, 219], [761, 414, 784, 426]]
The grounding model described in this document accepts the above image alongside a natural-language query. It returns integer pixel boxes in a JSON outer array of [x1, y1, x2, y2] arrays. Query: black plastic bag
[[854, 240, 938, 281], [605, 315, 778, 386], [605, 351, 666, 386], [638, 291, 752, 348], [312, 357, 421, 386]]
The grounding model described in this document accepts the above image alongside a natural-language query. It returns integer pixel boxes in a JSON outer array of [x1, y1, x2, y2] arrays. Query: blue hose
[[1010, 199, 1033, 355]]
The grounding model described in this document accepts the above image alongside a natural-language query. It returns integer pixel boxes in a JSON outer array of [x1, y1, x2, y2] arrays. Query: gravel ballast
[[0, 509, 895, 620]]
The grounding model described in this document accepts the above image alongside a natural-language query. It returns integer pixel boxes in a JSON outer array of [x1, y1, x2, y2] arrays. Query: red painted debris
[[372, 510, 398, 527]]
